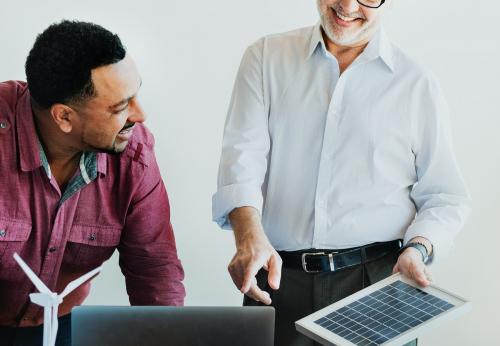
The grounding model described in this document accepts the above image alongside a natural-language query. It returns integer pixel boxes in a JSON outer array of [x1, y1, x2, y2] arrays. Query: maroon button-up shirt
[[0, 81, 185, 327]]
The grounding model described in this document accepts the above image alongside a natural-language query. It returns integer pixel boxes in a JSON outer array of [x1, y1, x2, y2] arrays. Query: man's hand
[[393, 238, 433, 287], [228, 207, 282, 305]]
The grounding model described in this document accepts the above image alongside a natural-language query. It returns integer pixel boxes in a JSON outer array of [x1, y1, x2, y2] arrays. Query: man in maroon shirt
[[0, 20, 185, 345]]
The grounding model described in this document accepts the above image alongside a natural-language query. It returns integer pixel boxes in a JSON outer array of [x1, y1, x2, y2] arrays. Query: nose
[[338, 0, 360, 13], [127, 98, 147, 124]]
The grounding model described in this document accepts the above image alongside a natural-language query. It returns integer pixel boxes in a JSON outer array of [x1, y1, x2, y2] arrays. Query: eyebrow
[[108, 78, 143, 110]]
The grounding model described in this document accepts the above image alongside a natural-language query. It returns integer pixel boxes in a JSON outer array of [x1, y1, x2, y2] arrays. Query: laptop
[[72, 306, 275, 346]]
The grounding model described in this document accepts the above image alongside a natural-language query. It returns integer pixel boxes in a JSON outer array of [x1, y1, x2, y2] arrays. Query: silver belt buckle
[[301, 252, 338, 273]]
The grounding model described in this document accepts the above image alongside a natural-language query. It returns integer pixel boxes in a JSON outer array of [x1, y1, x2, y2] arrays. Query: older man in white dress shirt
[[212, 0, 470, 345]]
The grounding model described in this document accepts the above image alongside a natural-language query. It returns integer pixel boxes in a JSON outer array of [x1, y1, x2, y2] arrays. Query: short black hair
[[25, 20, 126, 109]]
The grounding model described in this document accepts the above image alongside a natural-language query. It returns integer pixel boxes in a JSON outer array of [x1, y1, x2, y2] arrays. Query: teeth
[[119, 127, 134, 134], [335, 10, 356, 22]]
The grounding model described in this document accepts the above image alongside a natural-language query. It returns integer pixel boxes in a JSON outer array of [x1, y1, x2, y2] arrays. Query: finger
[[241, 260, 264, 294], [392, 263, 399, 274], [246, 281, 272, 305], [267, 255, 282, 290], [410, 263, 430, 287], [424, 267, 433, 282]]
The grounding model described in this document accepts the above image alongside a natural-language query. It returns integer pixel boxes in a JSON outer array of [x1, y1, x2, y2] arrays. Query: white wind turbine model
[[13, 253, 102, 346]]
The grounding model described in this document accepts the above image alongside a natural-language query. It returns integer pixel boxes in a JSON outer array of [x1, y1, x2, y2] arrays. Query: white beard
[[317, 2, 379, 46]]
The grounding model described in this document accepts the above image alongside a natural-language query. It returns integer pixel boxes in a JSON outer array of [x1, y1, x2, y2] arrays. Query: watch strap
[[400, 242, 429, 264]]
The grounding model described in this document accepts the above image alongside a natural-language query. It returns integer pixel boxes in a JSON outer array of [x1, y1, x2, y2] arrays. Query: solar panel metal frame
[[295, 273, 470, 346]]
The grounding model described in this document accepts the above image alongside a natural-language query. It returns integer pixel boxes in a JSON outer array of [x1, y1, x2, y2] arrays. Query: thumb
[[267, 255, 282, 290]]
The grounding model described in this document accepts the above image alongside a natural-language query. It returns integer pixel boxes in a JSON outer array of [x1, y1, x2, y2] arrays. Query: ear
[[49, 104, 76, 133]]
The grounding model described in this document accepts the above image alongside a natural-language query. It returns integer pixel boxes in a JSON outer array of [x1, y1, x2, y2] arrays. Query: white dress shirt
[[212, 23, 470, 261]]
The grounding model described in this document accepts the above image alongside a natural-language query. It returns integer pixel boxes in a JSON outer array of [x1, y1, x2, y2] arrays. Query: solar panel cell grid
[[314, 280, 455, 345]]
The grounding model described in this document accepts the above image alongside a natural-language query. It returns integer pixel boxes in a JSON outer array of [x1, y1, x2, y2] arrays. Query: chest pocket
[[64, 225, 122, 270], [0, 219, 32, 270]]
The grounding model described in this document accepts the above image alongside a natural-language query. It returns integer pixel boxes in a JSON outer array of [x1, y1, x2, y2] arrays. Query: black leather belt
[[278, 240, 402, 273]]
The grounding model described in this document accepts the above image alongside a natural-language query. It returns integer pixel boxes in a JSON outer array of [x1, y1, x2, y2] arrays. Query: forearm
[[120, 246, 186, 306], [407, 236, 433, 256], [404, 202, 469, 262], [120, 171, 185, 305], [229, 206, 268, 247]]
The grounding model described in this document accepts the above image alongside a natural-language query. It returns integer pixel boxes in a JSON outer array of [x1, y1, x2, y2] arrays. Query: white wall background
[[1, 1, 499, 344]]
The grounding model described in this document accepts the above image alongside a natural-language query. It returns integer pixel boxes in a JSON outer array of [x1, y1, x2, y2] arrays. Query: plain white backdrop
[[1, 1, 499, 344]]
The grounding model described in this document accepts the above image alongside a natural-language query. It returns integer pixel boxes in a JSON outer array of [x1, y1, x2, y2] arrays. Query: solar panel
[[295, 273, 470, 346]]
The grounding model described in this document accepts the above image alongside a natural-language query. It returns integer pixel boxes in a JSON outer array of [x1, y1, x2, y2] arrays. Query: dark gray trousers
[[0, 314, 71, 346], [244, 250, 417, 346]]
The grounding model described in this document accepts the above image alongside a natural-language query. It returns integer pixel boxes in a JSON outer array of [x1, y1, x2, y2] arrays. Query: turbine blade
[[13, 253, 51, 294], [59, 265, 102, 298], [43, 306, 51, 346], [50, 305, 59, 346]]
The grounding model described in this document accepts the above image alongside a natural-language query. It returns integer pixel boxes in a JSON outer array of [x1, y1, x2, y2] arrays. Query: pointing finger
[[246, 280, 272, 305], [241, 260, 264, 294]]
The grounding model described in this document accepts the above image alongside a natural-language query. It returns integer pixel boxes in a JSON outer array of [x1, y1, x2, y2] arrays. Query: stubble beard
[[319, 3, 378, 47], [84, 138, 126, 155]]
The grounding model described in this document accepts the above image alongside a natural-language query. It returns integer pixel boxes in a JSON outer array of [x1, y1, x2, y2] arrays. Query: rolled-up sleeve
[[118, 157, 185, 306], [405, 74, 471, 263], [212, 39, 270, 229]]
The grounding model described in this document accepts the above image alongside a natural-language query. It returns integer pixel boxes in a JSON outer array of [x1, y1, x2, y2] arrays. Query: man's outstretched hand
[[393, 238, 433, 287], [228, 207, 282, 305]]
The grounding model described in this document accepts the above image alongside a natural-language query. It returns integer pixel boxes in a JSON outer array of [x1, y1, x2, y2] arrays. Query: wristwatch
[[400, 242, 430, 264]]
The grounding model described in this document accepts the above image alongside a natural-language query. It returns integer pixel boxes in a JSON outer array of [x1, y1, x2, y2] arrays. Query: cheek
[[318, 0, 330, 13], [100, 117, 127, 136], [111, 122, 125, 134], [364, 14, 375, 23], [82, 121, 121, 143], [362, 9, 381, 25]]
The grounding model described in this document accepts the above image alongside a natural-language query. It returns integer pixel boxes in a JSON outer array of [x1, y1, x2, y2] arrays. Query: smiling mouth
[[118, 124, 135, 135], [331, 7, 364, 24]]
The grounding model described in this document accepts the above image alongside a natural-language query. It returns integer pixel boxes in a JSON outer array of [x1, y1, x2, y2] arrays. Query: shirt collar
[[96, 152, 107, 176], [360, 26, 394, 72], [307, 22, 326, 58], [307, 22, 395, 73], [16, 87, 107, 176]]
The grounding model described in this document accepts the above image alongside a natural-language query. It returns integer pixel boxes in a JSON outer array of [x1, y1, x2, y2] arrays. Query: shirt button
[[48, 247, 57, 253], [0, 229, 6, 237], [88, 234, 96, 241], [0, 122, 6, 129]]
